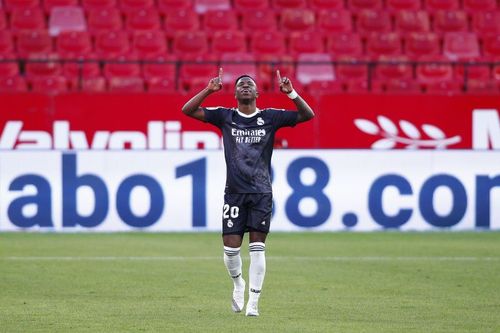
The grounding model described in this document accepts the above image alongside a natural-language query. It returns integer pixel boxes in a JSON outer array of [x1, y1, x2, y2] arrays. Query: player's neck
[[237, 101, 257, 115]]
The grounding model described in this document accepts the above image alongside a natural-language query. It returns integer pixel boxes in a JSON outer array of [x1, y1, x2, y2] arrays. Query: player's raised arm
[[277, 70, 315, 123], [181, 68, 224, 121]]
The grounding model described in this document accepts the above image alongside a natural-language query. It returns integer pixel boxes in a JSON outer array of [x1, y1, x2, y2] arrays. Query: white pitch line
[[1, 256, 499, 261]]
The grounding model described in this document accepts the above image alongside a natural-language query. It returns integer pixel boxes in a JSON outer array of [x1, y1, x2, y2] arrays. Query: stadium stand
[[0, 0, 497, 94]]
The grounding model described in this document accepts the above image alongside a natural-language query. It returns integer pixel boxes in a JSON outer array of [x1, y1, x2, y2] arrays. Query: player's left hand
[[277, 70, 293, 94]]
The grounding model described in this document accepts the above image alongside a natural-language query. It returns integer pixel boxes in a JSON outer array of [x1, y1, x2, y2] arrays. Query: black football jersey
[[203, 107, 298, 194]]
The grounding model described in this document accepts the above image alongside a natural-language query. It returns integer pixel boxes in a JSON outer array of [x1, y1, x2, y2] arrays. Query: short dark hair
[[234, 75, 256, 86]]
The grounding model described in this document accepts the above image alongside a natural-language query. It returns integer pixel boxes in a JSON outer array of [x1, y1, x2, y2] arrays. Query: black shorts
[[222, 193, 273, 235]]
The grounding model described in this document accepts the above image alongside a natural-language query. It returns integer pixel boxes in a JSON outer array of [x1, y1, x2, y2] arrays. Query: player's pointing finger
[[218, 67, 223, 81], [276, 70, 282, 83]]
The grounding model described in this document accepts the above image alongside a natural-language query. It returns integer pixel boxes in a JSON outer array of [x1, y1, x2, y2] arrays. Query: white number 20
[[223, 204, 240, 219]]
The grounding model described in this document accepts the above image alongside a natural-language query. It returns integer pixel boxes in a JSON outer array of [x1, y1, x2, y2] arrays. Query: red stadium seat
[[126, 8, 162, 32], [272, 0, 306, 10], [43, 0, 79, 14], [296, 53, 335, 85], [344, 80, 370, 93], [164, 10, 200, 38], [95, 31, 131, 59], [494, 65, 500, 81], [108, 76, 145, 92], [280, 9, 315, 34], [433, 11, 468, 35], [463, 0, 497, 13], [348, 0, 382, 11], [10, 8, 46, 32], [416, 56, 454, 85], [472, 12, 500, 38], [142, 54, 177, 80], [233, 0, 269, 11], [356, 10, 392, 36], [366, 33, 403, 58], [3, 0, 39, 12], [82, 0, 117, 12], [443, 32, 480, 61], [241, 10, 277, 33], [455, 62, 491, 81], [87, 9, 123, 35], [256, 54, 294, 90], [326, 33, 363, 57], [316, 10, 353, 35], [289, 32, 325, 58], [336, 56, 368, 83], [75, 76, 107, 92], [203, 10, 238, 35], [172, 31, 208, 56], [104, 54, 141, 78], [0, 31, 15, 54], [63, 53, 101, 78], [482, 35, 500, 60], [31, 75, 69, 94], [250, 31, 286, 56], [120, 0, 155, 16], [212, 31, 247, 54], [375, 55, 412, 80], [424, 0, 459, 12], [425, 80, 461, 94], [132, 31, 168, 58], [194, 0, 231, 14], [179, 54, 218, 89], [157, 0, 193, 15], [146, 77, 176, 93], [0, 54, 19, 77], [386, 0, 421, 13], [309, 0, 344, 11], [394, 11, 430, 36], [48, 6, 87, 37], [0, 76, 28, 92], [0, 11, 7, 30], [25, 53, 62, 78], [382, 79, 421, 94], [465, 79, 499, 94], [57, 31, 93, 56], [219, 52, 257, 86], [307, 80, 343, 96], [17, 30, 53, 58], [405, 32, 440, 59]]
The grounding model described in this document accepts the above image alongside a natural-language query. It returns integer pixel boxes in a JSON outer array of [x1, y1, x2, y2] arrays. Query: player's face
[[235, 77, 258, 101]]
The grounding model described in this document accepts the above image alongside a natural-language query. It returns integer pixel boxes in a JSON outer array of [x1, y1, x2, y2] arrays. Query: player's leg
[[222, 194, 247, 313], [245, 194, 272, 317]]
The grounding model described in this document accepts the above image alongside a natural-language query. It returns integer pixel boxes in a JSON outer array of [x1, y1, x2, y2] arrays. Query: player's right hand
[[207, 68, 223, 92]]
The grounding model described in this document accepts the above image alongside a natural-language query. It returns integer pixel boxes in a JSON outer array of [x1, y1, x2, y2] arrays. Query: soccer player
[[181, 68, 315, 316]]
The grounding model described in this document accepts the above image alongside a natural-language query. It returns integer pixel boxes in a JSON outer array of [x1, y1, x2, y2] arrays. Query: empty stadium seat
[[48, 6, 86, 36], [142, 54, 176, 80], [472, 12, 500, 38], [482, 35, 500, 59], [356, 10, 392, 36], [108, 76, 145, 92], [309, 0, 344, 11], [256, 54, 294, 90], [416, 56, 454, 85], [95, 31, 130, 59], [126, 8, 162, 32], [296, 53, 335, 85], [120, 0, 155, 15], [326, 33, 363, 57], [30, 75, 69, 94], [10, 8, 46, 32], [307, 80, 343, 96], [63, 53, 101, 78], [433, 11, 468, 35], [146, 77, 176, 93], [0, 76, 28, 92], [0, 31, 15, 54], [366, 33, 403, 58], [82, 0, 117, 12], [383, 79, 421, 94], [336, 56, 368, 83], [132, 31, 168, 58], [374, 55, 412, 80], [194, 0, 230, 14], [203, 9, 238, 34], [272, 0, 307, 10], [250, 31, 286, 56], [164, 10, 200, 38], [424, 0, 459, 12], [241, 10, 277, 33], [0, 11, 6, 30], [219, 52, 257, 86], [463, 0, 497, 13], [87, 8, 123, 35], [57, 31, 93, 56], [465, 79, 499, 94], [212, 30, 247, 54], [75, 76, 107, 92], [289, 32, 325, 58], [25, 53, 62, 77], [172, 31, 208, 56], [104, 54, 141, 78], [443, 33, 480, 61], [234, 0, 269, 11], [425, 80, 461, 94], [157, 0, 193, 15], [455, 62, 491, 81], [0, 54, 19, 77], [348, 0, 382, 11], [179, 54, 218, 89], [4, 0, 39, 12], [316, 10, 353, 35], [386, 0, 421, 12], [405, 32, 440, 59], [280, 9, 315, 34], [43, 0, 79, 13], [394, 11, 430, 36], [17, 30, 53, 57]]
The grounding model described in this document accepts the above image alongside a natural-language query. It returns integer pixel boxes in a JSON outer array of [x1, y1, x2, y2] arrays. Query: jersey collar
[[236, 108, 261, 118]]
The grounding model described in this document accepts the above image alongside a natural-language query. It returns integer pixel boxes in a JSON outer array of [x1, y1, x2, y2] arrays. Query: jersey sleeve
[[268, 108, 298, 129], [203, 107, 227, 128]]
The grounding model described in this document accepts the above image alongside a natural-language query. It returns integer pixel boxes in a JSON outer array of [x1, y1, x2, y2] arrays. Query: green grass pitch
[[1, 232, 499, 332]]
